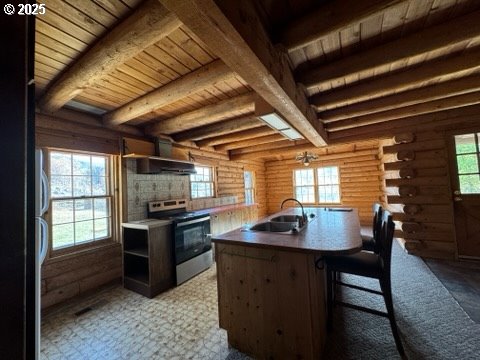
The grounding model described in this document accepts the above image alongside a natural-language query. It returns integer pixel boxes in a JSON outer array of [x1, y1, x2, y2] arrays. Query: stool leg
[[381, 278, 405, 356], [326, 269, 333, 331]]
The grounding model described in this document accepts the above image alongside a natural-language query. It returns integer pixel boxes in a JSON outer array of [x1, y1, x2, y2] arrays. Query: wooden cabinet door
[[448, 132, 480, 259]]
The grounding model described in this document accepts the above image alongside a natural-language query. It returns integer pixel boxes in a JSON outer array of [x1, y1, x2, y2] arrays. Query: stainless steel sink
[[248, 222, 297, 233], [270, 215, 301, 223]]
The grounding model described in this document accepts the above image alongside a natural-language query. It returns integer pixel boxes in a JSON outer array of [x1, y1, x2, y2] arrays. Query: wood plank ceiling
[[35, 0, 480, 160]]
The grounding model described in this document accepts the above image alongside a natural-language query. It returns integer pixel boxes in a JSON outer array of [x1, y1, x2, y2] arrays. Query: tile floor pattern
[[41, 266, 251, 360]]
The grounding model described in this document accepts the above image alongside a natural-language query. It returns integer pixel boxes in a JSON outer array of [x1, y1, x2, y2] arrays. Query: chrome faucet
[[280, 198, 307, 226]]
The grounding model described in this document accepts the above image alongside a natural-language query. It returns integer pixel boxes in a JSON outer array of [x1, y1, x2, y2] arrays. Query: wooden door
[[448, 132, 480, 259]]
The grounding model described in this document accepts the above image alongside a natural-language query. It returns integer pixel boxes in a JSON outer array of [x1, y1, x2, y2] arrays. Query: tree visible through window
[[293, 166, 341, 204], [190, 166, 214, 198], [49, 150, 112, 250], [454, 133, 480, 194], [244, 171, 255, 204]]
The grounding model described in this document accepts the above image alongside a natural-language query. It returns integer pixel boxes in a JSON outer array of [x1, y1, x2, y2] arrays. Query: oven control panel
[[148, 199, 187, 213]]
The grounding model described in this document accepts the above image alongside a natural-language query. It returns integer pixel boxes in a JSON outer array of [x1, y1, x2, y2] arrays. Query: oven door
[[174, 216, 211, 264]]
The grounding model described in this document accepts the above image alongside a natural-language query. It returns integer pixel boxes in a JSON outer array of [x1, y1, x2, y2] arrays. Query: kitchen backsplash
[[126, 159, 237, 221]]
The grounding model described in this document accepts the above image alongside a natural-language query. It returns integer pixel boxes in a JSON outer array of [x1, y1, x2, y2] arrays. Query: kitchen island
[[212, 207, 362, 360]]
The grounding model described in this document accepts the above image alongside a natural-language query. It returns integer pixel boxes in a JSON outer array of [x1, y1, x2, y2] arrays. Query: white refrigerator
[[35, 149, 49, 359]]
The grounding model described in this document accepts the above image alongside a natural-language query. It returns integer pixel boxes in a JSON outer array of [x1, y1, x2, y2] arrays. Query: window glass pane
[[52, 223, 75, 249], [92, 176, 107, 196], [51, 175, 72, 198], [456, 154, 479, 174], [318, 167, 339, 185], [94, 198, 110, 218], [295, 186, 314, 203], [332, 187, 340, 203], [459, 175, 480, 194], [49, 150, 113, 252], [75, 220, 94, 243], [94, 218, 109, 239], [73, 176, 92, 197], [75, 199, 93, 221], [50, 152, 71, 175], [72, 154, 91, 175], [91, 156, 106, 177], [244, 171, 252, 188], [52, 200, 73, 225], [190, 166, 214, 199], [295, 169, 314, 186], [455, 134, 477, 154]]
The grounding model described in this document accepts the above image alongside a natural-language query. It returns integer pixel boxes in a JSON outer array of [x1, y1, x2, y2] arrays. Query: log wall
[[382, 132, 457, 259], [374, 107, 480, 259], [265, 141, 383, 225]]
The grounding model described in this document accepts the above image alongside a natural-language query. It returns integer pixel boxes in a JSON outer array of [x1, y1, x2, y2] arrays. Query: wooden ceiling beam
[[326, 91, 480, 132], [215, 134, 285, 152], [320, 74, 480, 122], [147, 92, 255, 136], [159, 0, 328, 147], [230, 139, 309, 155], [311, 48, 480, 111], [195, 126, 276, 147], [172, 115, 263, 142], [230, 140, 314, 161], [299, 10, 480, 90], [328, 104, 480, 143], [38, 0, 181, 112], [103, 59, 234, 125], [281, 0, 402, 52]]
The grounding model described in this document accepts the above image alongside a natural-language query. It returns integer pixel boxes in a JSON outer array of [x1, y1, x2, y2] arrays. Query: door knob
[[454, 196, 463, 202], [453, 190, 461, 195]]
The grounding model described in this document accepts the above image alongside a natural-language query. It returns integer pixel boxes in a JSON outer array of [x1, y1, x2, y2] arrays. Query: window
[[293, 166, 341, 204], [244, 171, 255, 204], [49, 150, 113, 250], [317, 166, 340, 203], [454, 133, 480, 194], [294, 169, 315, 203], [190, 166, 214, 198]]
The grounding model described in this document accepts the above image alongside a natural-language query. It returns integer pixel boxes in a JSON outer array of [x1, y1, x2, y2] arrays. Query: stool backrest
[[372, 203, 383, 253], [378, 210, 395, 276]]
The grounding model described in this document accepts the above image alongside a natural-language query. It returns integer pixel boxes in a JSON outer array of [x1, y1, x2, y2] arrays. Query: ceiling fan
[[295, 152, 318, 167]]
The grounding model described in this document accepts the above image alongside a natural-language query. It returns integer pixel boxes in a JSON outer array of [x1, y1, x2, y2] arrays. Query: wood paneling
[[160, 0, 328, 146], [41, 244, 122, 308], [215, 243, 325, 359]]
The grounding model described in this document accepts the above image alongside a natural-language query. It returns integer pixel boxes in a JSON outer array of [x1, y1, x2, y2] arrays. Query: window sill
[[45, 240, 120, 265]]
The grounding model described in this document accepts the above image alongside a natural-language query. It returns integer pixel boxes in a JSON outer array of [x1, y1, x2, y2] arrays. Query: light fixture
[[255, 97, 304, 140], [296, 152, 318, 167]]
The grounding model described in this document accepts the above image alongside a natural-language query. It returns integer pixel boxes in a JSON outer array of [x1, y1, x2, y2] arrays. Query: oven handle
[[176, 216, 210, 227]]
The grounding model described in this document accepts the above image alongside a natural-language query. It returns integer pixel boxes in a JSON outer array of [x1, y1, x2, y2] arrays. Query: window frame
[[316, 166, 341, 204], [453, 132, 480, 194], [190, 165, 216, 199], [45, 148, 117, 258], [244, 170, 255, 205], [293, 165, 342, 205], [293, 168, 316, 204]]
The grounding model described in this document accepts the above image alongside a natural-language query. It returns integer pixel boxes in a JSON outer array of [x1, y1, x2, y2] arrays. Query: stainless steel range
[[148, 199, 212, 285]]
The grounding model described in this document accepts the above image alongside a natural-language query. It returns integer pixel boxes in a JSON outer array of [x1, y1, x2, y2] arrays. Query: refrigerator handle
[[41, 170, 49, 215], [39, 217, 48, 264]]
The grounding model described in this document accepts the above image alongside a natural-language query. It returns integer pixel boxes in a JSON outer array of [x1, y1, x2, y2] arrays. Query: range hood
[[128, 155, 196, 175]]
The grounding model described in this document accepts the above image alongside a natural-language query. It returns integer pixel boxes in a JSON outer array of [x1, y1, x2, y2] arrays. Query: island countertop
[[212, 207, 362, 255]]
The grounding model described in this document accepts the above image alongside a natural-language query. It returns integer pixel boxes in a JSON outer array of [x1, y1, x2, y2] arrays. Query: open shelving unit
[[122, 224, 175, 298]]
